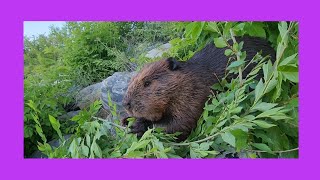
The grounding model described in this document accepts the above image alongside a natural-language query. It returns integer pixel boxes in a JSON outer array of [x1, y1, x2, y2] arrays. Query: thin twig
[[247, 147, 298, 154], [168, 133, 221, 146], [168, 126, 233, 146], [92, 116, 126, 130], [230, 29, 243, 86], [213, 72, 224, 91]]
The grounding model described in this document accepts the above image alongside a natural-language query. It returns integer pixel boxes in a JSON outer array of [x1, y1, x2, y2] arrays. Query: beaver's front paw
[[129, 118, 152, 138], [120, 116, 130, 126]]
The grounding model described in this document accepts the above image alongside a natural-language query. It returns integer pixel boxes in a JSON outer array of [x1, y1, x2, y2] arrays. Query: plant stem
[[247, 147, 298, 154], [230, 29, 243, 86], [92, 116, 126, 130], [168, 126, 233, 146]]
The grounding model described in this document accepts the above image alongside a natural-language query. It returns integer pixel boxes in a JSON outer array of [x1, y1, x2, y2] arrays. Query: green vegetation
[[24, 21, 298, 158]]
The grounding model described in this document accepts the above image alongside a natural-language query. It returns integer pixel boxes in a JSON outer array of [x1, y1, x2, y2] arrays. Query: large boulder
[[145, 43, 171, 59], [101, 72, 136, 117], [75, 82, 102, 109], [58, 110, 81, 121]]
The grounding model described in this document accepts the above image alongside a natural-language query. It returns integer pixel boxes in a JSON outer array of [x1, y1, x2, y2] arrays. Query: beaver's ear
[[166, 57, 180, 71]]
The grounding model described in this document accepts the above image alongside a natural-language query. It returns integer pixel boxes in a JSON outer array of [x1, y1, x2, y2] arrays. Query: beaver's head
[[122, 58, 181, 121]]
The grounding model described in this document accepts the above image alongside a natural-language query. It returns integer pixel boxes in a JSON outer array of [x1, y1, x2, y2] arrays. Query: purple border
[[1, 0, 319, 179]]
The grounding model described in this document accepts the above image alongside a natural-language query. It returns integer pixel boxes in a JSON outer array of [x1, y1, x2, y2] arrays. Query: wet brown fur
[[122, 36, 276, 140]]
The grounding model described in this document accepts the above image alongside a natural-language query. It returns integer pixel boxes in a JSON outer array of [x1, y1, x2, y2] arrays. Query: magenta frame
[[0, 0, 319, 179]]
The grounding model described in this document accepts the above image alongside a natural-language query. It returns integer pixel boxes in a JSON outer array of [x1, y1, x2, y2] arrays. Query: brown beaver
[[122, 36, 276, 140]]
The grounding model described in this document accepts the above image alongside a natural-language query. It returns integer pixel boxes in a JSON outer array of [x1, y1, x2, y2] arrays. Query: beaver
[[121, 36, 276, 140]]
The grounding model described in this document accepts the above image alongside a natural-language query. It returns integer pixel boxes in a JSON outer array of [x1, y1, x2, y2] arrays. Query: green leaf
[[254, 79, 264, 102], [185, 22, 205, 41], [276, 42, 286, 61], [278, 65, 298, 72], [205, 150, 219, 155], [199, 142, 211, 151], [233, 23, 245, 32], [221, 132, 236, 147], [248, 152, 257, 158], [26, 100, 40, 113], [127, 140, 151, 153], [153, 138, 165, 151], [265, 77, 278, 94], [238, 41, 244, 51], [223, 22, 234, 37], [231, 129, 248, 151], [278, 21, 288, 39], [247, 23, 266, 38], [252, 143, 273, 154], [140, 128, 153, 140], [35, 124, 47, 142], [31, 113, 41, 126], [24, 126, 33, 138], [278, 66, 298, 83], [253, 120, 277, 128], [272, 72, 283, 101], [265, 127, 290, 150], [37, 142, 52, 154], [49, 115, 63, 140], [252, 102, 278, 112], [126, 151, 145, 158], [214, 37, 227, 48], [256, 107, 290, 120], [230, 106, 243, 114], [190, 147, 198, 158], [227, 60, 245, 70], [68, 138, 79, 158], [282, 72, 298, 83], [288, 97, 298, 108], [279, 53, 297, 66], [239, 51, 247, 61], [85, 134, 91, 147], [81, 144, 89, 157], [263, 61, 273, 81], [216, 119, 228, 128], [110, 151, 122, 158], [207, 22, 219, 33], [224, 49, 233, 56], [91, 141, 102, 158]]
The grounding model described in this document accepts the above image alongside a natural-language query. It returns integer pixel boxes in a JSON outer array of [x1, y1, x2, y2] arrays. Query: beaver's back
[[182, 36, 276, 86]]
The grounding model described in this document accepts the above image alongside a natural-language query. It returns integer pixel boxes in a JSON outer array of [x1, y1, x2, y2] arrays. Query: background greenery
[[24, 21, 298, 158]]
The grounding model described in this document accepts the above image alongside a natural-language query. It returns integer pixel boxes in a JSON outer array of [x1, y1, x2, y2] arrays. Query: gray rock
[[101, 72, 136, 115], [145, 43, 171, 59], [58, 110, 80, 121], [76, 82, 102, 109], [96, 108, 109, 119]]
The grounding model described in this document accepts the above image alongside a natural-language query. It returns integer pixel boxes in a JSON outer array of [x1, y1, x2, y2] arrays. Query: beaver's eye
[[144, 81, 151, 87]]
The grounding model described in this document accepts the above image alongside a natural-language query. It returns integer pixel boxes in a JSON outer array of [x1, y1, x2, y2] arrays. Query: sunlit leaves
[[221, 132, 236, 147], [49, 115, 63, 140], [214, 37, 228, 48], [185, 22, 205, 42]]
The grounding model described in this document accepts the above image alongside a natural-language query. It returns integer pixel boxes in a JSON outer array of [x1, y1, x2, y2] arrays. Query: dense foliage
[[24, 21, 298, 158]]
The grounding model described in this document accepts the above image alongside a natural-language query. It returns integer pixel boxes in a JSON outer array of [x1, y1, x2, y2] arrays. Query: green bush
[[24, 30, 74, 156]]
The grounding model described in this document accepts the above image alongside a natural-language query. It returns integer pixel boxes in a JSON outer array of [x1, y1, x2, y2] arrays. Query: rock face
[[145, 43, 171, 59], [101, 72, 136, 117], [75, 82, 102, 109], [58, 110, 81, 121]]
